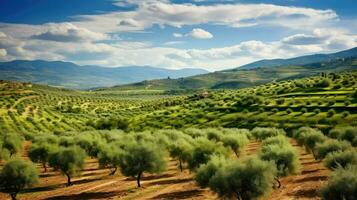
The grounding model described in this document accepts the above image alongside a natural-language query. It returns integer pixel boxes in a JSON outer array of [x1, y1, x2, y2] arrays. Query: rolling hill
[[236, 47, 357, 70], [0, 60, 208, 89], [109, 47, 357, 91]]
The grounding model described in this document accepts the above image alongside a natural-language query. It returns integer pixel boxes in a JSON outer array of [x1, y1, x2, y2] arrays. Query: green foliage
[[187, 138, 229, 171], [28, 142, 57, 172], [97, 144, 123, 175], [315, 140, 352, 159], [329, 127, 357, 146], [0, 133, 23, 157], [324, 150, 357, 170], [49, 146, 86, 186], [0, 159, 39, 200], [88, 117, 128, 130], [208, 157, 277, 200], [321, 165, 357, 200], [251, 127, 285, 141], [195, 155, 227, 188], [168, 139, 193, 172], [259, 143, 300, 177], [118, 141, 167, 187], [221, 133, 249, 158], [262, 135, 290, 147]]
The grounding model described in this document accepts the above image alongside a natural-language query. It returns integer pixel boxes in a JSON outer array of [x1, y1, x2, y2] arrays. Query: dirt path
[[268, 140, 329, 200], [11, 95, 39, 109]]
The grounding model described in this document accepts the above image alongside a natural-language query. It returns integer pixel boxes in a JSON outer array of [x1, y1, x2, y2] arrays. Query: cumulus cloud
[[188, 28, 213, 39], [74, 1, 338, 34], [32, 23, 107, 42], [173, 33, 183, 38], [282, 34, 325, 45]]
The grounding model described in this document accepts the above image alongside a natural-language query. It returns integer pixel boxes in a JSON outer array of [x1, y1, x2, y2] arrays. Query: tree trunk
[[274, 177, 281, 188], [65, 173, 72, 186], [43, 162, 47, 172], [137, 171, 142, 187], [109, 167, 117, 175], [10, 193, 17, 200], [233, 150, 240, 158], [179, 159, 183, 172]]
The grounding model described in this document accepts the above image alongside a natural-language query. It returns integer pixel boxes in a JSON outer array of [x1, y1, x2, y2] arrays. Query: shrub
[[251, 127, 285, 141], [221, 134, 249, 158], [321, 165, 357, 200], [327, 109, 336, 117], [314, 109, 321, 114], [286, 108, 293, 114], [28, 142, 57, 172], [208, 157, 277, 200], [324, 150, 357, 170], [49, 146, 86, 186], [301, 108, 308, 113], [118, 141, 167, 187], [0, 159, 39, 200], [315, 140, 352, 159]]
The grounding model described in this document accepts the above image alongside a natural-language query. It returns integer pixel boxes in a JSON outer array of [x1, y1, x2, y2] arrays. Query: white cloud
[[173, 33, 183, 38], [32, 23, 108, 42], [74, 2, 338, 33], [0, 49, 6, 57], [188, 28, 213, 39]]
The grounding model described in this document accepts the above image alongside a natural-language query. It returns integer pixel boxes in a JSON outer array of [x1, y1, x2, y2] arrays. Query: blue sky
[[0, 0, 357, 71]]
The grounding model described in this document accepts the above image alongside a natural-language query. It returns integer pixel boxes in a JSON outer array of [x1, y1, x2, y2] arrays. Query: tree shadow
[[289, 188, 318, 198], [44, 191, 123, 200], [150, 189, 204, 199], [293, 175, 327, 183], [147, 178, 192, 186]]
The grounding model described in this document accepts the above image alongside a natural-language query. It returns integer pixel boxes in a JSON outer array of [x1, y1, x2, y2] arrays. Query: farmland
[[0, 71, 357, 200]]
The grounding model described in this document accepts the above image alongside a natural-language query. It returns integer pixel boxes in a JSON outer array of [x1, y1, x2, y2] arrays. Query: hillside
[[0, 60, 208, 89], [236, 46, 357, 70], [109, 50, 357, 91]]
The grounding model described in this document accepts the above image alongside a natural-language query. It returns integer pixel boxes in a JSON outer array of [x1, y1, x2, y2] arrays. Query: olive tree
[[49, 146, 86, 186], [315, 140, 352, 159], [118, 141, 167, 187], [1, 133, 22, 157], [321, 165, 357, 200], [168, 139, 193, 172], [221, 134, 249, 158], [208, 157, 277, 200], [187, 138, 228, 171], [0, 159, 39, 200], [97, 144, 123, 175], [259, 143, 300, 187], [195, 155, 227, 188], [28, 142, 57, 172], [324, 150, 357, 170]]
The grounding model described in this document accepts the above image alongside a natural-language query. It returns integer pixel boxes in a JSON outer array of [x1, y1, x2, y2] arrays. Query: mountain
[[236, 47, 357, 70], [109, 47, 357, 91], [0, 60, 208, 89]]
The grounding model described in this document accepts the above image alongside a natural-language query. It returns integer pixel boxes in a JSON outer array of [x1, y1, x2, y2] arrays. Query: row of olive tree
[[293, 127, 357, 200]]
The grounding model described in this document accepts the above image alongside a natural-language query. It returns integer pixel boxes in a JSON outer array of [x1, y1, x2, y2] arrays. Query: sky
[[0, 0, 357, 71]]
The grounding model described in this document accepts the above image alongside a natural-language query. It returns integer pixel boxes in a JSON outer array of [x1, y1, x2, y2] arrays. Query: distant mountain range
[[235, 47, 357, 70], [111, 47, 357, 91], [0, 60, 208, 89]]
